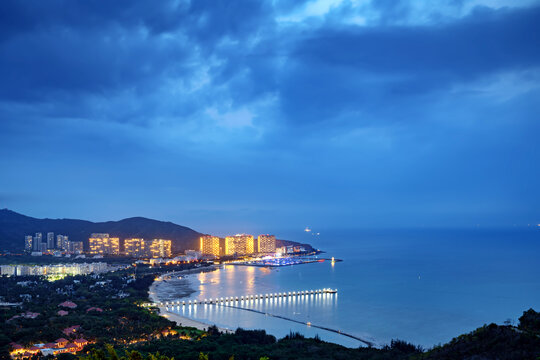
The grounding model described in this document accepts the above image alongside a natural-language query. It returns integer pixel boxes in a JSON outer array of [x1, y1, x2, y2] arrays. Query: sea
[[161, 228, 540, 349]]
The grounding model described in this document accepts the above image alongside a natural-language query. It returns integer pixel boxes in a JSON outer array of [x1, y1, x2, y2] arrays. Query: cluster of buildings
[[89, 234, 172, 258], [0, 262, 109, 277], [10, 338, 90, 358], [24, 232, 83, 256], [200, 234, 277, 257]]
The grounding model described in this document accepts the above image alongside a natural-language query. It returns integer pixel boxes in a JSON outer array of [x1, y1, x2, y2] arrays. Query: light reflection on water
[[165, 228, 540, 349], [167, 264, 366, 348]]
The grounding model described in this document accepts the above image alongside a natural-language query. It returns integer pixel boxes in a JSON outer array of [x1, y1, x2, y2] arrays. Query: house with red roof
[[55, 338, 69, 347], [57, 310, 69, 316], [86, 307, 103, 312], [62, 325, 81, 336], [74, 338, 89, 348], [65, 343, 78, 352], [58, 301, 77, 309]]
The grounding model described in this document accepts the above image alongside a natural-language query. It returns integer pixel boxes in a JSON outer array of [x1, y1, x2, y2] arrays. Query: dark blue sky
[[1, 0, 539, 235]]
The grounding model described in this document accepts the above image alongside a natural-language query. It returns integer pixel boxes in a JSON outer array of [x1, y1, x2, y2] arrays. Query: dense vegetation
[[78, 311, 540, 360], [0, 263, 211, 358]]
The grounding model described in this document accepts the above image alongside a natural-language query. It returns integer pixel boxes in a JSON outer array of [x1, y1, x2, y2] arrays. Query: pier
[[150, 288, 376, 347], [149, 288, 337, 307]]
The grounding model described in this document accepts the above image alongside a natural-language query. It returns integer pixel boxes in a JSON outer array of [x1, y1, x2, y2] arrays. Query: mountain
[[0, 209, 202, 252]]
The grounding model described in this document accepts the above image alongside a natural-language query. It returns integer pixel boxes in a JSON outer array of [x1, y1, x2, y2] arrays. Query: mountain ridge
[[0, 209, 202, 252], [0, 209, 313, 253]]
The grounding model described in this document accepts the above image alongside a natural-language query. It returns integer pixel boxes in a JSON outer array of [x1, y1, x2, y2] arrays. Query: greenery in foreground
[[2, 260, 539, 360], [0, 262, 210, 357], [78, 310, 540, 360]]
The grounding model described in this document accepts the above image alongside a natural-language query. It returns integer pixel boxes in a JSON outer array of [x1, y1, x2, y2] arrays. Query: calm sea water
[[166, 228, 540, 348]]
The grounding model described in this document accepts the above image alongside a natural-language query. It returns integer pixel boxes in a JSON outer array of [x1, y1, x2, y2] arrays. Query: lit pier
[[149, 288, 337, 307]]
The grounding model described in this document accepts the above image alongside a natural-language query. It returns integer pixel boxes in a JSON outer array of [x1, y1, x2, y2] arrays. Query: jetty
[[149, 288, 337, 307]]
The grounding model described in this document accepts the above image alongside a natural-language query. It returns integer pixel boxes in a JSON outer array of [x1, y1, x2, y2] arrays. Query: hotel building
[[89, 233, 120, 255], [200, 235, 220, 256], [24, 235, 33, 252], [124, 238, 146, 257], [124, 238, 172, 258], [32, 233, 42, 251], [148, 239, 172, 258], [257, 234, 277, 253], [47, 232, 55, 249], [225, 234, 254, 256]]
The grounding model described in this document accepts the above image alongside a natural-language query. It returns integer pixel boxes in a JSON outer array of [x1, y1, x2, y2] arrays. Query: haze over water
[[163, 228, 540, 348]]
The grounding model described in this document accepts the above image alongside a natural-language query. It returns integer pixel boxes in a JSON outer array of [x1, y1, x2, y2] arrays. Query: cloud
[[0, 1, 539, 228]]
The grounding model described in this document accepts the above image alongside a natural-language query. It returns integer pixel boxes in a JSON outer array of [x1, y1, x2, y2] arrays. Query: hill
[[0, 209, 202, 252]]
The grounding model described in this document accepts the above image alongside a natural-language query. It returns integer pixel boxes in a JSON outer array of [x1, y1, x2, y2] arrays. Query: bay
[[164, 228, 540, 348]]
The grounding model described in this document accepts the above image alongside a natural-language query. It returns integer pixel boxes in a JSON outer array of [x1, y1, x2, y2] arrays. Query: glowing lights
[[200, 235, 220, 256], [89, 234, 120, 255], [225, 234, 254, 256]]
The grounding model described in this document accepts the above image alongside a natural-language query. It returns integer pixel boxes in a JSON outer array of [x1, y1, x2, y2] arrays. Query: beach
[[148, 265, 234, 333]]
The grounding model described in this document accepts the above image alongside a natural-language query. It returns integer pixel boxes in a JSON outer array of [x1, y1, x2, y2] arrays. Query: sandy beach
[[148, 266, 234, 334]]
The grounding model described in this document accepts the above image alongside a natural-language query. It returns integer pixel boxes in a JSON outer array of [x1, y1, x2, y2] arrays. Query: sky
[[0, 0, 539, 235]]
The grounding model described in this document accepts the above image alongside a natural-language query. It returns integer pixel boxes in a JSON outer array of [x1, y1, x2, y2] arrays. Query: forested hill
[[0, 209, 202, 252]]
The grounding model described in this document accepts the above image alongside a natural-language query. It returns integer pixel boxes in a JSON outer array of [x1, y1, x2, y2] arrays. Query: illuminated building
[[56, 235, 64, 249], [200, 235, 220, 256], [32, 233, 42, 251], [225, 234, 254, 256], [69, 241, 83, 254], [25, 235, 33, 252], [124, 238, 145, 257], [89, 233, 120, 255], [148, 239, 172, 258], [124, 238, 172, 258], [47, 232, 55, 249], [257, 234, 276, 253]]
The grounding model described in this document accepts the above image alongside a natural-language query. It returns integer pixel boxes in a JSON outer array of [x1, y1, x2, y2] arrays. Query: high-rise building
[[56, 235, 64, 250], [225, 234, 254, 256], [69, 241, 83, 254], [47, 232, 55, 249], [32, 233, 42, 252], [68, 241, 83, 254], [200, 235, 221, 256], [24, 235, 33, 252], [124, 238, 146, 257], [148, 239, 172, 258], [89, 234, 120, 255], [124, 239, 172, 258], [61, 236, 70, 252], [257, 234, 276, 253]]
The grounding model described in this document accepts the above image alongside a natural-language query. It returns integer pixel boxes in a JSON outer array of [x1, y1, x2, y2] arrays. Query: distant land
[[0, 209, 313, 253]]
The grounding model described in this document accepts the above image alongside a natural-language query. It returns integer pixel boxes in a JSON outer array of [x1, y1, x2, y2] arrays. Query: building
[[32, 233, 42, 252], [89, 234, 120, 255], [124, 238, 146, 257], [185, 249, 202, 261], [47, 232, 55, 249], [56, 235, 65, 250], [148, 239, 172, 258], [24, 235, 33, 252], [225, 234, 254, 256], [1, 263, 109, 277], [124, 239, 172, 258], [200, 235, 220, 256], [257, 234, 276, 253], [69, 241, 83, 254]]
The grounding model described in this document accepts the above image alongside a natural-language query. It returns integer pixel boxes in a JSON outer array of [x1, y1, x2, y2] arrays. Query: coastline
[[148, 265, 234, 334]]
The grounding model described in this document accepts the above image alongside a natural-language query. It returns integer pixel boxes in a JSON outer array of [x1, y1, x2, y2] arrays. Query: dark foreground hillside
[[79, 309, 540, 360]]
